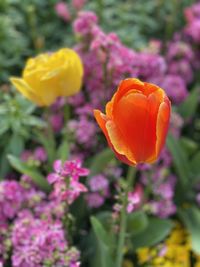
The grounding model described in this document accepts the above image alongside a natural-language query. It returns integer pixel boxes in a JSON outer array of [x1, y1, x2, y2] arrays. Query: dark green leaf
[[190, 152, 200, 183], [132, 217, 173, 249], [9, 133, 24, 156], [179, 206, 200, 253], [57, 139, 69, 162], [178, 87, 200, 118], [89, 148, 115, 176], [8, 154, 51, 192], [180, 137, 198, 156], [127, 211, 149, 236], [90, 216, 114, 267], [167, 134, 190, 186]]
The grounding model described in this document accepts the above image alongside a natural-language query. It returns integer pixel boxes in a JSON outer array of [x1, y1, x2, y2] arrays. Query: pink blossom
[[86, 193, 105, 208], [72, 0, 86, 10], [127, 185, 143, 213], [55, 1, 71, 22]]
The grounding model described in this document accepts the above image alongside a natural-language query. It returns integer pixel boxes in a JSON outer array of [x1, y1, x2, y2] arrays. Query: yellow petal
[[10, 77, 44, 106]]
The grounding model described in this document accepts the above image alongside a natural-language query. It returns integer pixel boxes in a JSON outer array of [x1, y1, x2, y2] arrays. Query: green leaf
[[35, 130, 56, 167], [167, 134, 190, 186], [89, 148, 115, 176], [0, 119, 9, 135], [90, 216, 114, 267], [57, 139, 69, 163], [180, 137, 198, 157], [9, 133, 24, 156], [179, 206, 200, 253], [190, 152, 200, 183], [23, 116, 47, 128], [91, 216, 114, 248], [7, 154, 51, 192], [127, 211, 149, 236], [178, 87, 200, 118], [132, 217, 173, 249]]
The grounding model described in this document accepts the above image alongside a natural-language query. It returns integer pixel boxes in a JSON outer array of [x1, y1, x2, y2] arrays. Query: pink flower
[[34, 147, 47, 162], [86, 193, 105, 208], [55, 2, 71, 22], [127, 185, 143, 213], [72, 0, 86, 10]]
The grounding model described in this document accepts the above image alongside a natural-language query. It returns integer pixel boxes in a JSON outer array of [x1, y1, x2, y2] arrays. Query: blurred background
[[0, 0, 196, 83]]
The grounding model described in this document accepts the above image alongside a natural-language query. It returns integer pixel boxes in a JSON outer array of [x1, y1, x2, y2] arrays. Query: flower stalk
[[116, 166, 136, 267]]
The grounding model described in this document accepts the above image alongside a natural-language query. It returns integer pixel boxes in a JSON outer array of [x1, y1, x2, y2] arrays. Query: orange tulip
[[94, 78, 171, 165]]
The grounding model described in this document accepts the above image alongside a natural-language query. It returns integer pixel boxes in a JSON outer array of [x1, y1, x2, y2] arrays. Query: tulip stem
[[116, 166, 136, 267]]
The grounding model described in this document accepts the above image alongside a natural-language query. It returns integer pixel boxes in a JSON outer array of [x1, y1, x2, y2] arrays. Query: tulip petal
[[156, 98, 171, 157], [113, 78, 144, 107], [10, 78, 43, 106], [94, 109, 109, 141], [113, 91, 161, 163], [106, 120, 136, 165], [94, 110, 135, 165]]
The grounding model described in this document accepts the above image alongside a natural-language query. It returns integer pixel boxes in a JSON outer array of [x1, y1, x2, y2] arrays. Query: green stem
[[116, 166, 136, 267]]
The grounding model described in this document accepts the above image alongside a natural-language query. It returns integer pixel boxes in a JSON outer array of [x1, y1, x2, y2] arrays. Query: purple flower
[[11, 213, 80, 267], [88, 174, 109, 192], [73, 11, 98, 36], [86, 193, 105, 208], [0, 181, 25, 220], [55, 1, 71, 22], [34, 147, 47, 162], [161, 74, 188, 104], [49, 113, 64, 132], [68, 116, 97, 147], [149, 200, 176, 218]]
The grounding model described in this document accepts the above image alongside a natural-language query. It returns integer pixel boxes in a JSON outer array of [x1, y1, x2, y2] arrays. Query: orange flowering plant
[[94, 78, 171, 165], [94, 78, 171, 267]]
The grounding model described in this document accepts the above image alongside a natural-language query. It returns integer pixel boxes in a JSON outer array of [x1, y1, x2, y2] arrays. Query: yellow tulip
[[10, 48, 83, 106]]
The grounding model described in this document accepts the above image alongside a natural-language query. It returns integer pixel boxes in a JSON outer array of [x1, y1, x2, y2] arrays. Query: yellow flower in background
[[10, 48, 83, 106], [123, 259, 134, 267], [136, 223, 195, 267]]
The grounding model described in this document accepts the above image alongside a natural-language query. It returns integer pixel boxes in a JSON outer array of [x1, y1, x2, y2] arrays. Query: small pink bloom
[[72, 0, 86, 10], [127, 184, 143, 213], [55, 2, 71, 22]]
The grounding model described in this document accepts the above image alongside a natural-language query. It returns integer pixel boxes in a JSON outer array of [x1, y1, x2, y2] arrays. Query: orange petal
[[113, 78, 144, 106], [156, 97, 171, 157], [113, 91, 161, 163], [94, 110, 135, 165], [94, 110, 109, 140]]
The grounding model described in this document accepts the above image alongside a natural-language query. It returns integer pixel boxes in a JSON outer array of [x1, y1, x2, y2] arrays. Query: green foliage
[[0, 0, 74, 82], [86, 0, 196, 49], [0, 91, 46, 176], [89, 148, 115, 177], [127, 211, 149, 236], [7, 154, 50, 191], [90, 216, 115, 267], [167, 134, 190, 187], [179, 206, 200, 254], [178, 87, 200, 119], [131, 217, 174, 249]]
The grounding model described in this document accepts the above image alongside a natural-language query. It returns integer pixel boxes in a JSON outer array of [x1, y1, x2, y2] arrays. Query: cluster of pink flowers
[[0, 181, 25, 221], [21, 146, 47, 164], [55, 0, 86, 22], [48, 159, 89, 204], [12, 211, 80, 267], [86, 174, 109, 208], [184, 2, 200, 44], [0, 158, 88, 266]]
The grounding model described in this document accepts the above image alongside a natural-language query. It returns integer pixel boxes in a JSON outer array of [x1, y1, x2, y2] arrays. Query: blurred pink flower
[[55, 1, 71, 22], [72, 0, 86, 10]]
